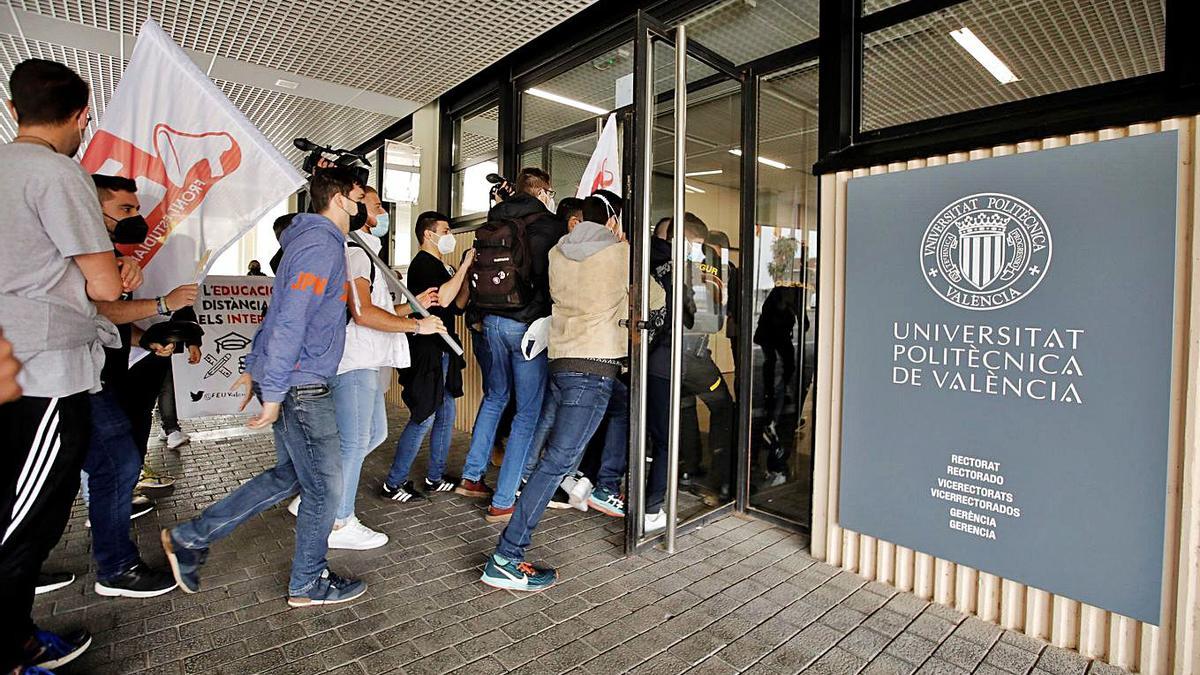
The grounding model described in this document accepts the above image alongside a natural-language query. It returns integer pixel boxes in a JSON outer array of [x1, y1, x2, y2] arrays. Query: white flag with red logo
[[82, 19, 304, 296], [575, 113, 621, 199]]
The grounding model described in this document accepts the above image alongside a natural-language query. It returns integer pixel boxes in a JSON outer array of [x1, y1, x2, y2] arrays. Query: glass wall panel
[[861, 0, 1166, 130], [451, 102, 499, 219], [750, 60, 819, 525], [862, 0, 908, 14], [521, 43, 633, 142], [681, 0, 819, 65]]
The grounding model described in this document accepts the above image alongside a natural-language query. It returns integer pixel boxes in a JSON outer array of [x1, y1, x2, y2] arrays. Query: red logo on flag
[[82, 125, 242, 263], [589, 157, 616, 194]]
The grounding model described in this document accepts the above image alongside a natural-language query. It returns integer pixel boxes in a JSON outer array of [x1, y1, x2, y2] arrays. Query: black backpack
[[345, 240, 377, 325], [469, 213, 541, 311]]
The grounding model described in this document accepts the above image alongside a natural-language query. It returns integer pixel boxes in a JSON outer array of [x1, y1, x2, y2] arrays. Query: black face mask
[[110, 215, 149, 244], [349, 201, 368, 231]]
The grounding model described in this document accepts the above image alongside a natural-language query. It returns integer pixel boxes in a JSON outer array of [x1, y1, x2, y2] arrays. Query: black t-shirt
[[407, 250, 462, 353]]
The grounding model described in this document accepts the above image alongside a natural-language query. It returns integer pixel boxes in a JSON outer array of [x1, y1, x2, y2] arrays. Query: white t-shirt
[[337, 232, 411, 374]]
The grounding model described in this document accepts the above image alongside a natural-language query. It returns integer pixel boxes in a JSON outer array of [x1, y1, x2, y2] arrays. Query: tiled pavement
[[35, 410, 1128, 675]]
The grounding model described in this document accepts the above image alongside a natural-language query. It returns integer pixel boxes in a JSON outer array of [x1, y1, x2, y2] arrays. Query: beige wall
[[810, 118, 1200, 674]]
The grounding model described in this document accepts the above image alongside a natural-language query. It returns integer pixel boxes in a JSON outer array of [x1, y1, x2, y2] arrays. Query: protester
[[382, 211, 473, 503], [458, 168, 566, 525], [288, 187, 445, 549], [247, 259, 267, 276], [155, 373, 190, 449], [84, 173, 196, 598], [162, 167, 367, 607], [481, 190, 629, 590], [556, 197, 583, 231], [0, 58, 126, 672], [123, 300, 204, 458]]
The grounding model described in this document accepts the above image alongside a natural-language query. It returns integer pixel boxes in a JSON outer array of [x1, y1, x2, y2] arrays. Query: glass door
[[627, 12, 746, 553]]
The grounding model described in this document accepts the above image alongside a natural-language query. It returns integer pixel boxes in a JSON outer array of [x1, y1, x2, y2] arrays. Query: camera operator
[[456, 168, 567, 524]]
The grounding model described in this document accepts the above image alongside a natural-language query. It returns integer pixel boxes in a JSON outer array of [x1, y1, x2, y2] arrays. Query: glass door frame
[[625, 10, 752, 554]]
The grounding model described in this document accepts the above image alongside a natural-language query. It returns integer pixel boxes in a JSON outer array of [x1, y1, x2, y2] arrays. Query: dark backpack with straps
[[345, 240, 378, 325], [469, 213, 540, 311]]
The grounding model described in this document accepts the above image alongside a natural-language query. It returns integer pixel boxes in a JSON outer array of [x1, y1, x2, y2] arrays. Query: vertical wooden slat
[[826, 169, 853, 568], [811, 173, 839, 562], [1170, 114, 1200, 675]]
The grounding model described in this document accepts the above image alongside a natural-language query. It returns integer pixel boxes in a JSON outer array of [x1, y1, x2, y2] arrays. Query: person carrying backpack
[[457, 167, 567, 524]]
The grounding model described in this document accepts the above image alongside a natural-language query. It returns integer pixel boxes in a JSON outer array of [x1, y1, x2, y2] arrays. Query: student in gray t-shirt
[[0, 58, 127, 673]]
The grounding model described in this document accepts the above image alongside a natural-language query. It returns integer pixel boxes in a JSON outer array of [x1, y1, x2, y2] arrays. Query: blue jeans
[[463, 315, 548, 510], [331, 368, 388, 521], [173, 384, 341, 595], [386, 354, 455, 487], [523, 379, 629, 492], [496, 372, 625, 561], [83, 389, 143, 580]]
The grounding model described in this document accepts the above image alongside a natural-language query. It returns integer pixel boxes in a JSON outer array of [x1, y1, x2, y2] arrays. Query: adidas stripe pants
[[0, 393, 90, 670]]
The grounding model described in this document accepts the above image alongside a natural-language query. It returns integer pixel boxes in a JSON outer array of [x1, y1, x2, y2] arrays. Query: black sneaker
[[424, 476, 457, 494], [131, 494, 155, 520], [547, 486, 573, 510], [35, 572, 76, 595], [23, 628, 91, 670], [95, 560, 177, 598], [380, 480, 426, 503]]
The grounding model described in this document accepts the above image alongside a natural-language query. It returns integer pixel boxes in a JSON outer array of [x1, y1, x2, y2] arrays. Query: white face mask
[[436, 232, 456, 255], [687, 241, 706, 263]]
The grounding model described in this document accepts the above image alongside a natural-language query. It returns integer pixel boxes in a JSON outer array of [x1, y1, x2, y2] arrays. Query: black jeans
[[679, 349, 735, 489], [0, 393, 90, 670], [157, 365, 180, 433], [120, 355, 171, 456]]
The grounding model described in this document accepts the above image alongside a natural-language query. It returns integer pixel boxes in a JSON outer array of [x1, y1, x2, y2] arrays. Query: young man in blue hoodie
[[161, 167, 367, 608]]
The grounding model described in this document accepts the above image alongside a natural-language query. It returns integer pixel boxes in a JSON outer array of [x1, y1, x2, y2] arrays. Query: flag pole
[[346, 230, 464, 356]]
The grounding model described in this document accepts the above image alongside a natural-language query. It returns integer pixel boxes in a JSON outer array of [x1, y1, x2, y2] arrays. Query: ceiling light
[[729, 149, 790, 170], [525, 88, 608, 116], [950, 27, 1018, 84], [685, 169, 723, 177], [685, 184, 706, 194], [274, 78, 299, 90]]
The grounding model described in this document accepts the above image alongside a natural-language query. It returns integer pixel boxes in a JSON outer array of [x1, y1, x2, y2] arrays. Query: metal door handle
[[619, 319, 650, 330]]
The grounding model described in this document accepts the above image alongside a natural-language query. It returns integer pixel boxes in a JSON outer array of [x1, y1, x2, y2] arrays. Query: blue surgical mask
[[371, 212, 390, 237]]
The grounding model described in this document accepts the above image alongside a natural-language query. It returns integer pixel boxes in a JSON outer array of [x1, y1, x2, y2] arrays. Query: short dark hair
[[582, 189, 622, 225], [91, 174, 137, 201], [516, 167, 551, 196], [706, 230, 731, 249], [654, 217, 672, 239], [9, 59, 90, 126], [273, 214, 296, 241], [556, 197, 584, 223], [415, 210, 449, 244], [308, 167, 361, 213], [683, 212, 709, 241]]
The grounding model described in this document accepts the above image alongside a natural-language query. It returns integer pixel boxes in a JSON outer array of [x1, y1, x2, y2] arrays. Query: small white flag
[[576, 113, 621, 198]]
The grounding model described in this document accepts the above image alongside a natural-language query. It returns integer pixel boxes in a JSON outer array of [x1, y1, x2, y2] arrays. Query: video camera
[[293, 137, 371, 186], [486, 173, 516, 203]]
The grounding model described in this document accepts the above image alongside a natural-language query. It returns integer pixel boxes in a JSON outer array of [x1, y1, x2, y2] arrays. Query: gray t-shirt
[[0, 142, 114, 398]]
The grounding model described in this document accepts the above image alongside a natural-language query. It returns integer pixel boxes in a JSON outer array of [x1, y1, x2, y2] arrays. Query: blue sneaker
[[587, 485, 625, 517], [480, 555, 556, 592], [22, 667, 57, 675], [24, 629, 91, 670], [287, 569, 366, 607], [160, 528, 206, 593]]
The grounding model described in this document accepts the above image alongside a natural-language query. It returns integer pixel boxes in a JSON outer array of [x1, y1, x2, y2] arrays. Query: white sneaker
[[327, 516, 388, 550], [568, 476, 592, 512], [559, 473, 579, 495], [166, 430, 190, 450], [644, 509, 667, 532], [287, 495, 301, 517]]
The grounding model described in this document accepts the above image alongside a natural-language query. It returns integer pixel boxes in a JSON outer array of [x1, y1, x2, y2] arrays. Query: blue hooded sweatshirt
[[244, 212, 347, 403]]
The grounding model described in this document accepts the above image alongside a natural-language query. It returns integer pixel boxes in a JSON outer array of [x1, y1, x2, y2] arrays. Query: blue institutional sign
[[838, 132, 1178, 624]]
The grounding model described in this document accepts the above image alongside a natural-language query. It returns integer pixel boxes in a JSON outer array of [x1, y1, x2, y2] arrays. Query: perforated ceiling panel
[[12, 0, 596, 102], [3, 0, 596, 166]]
